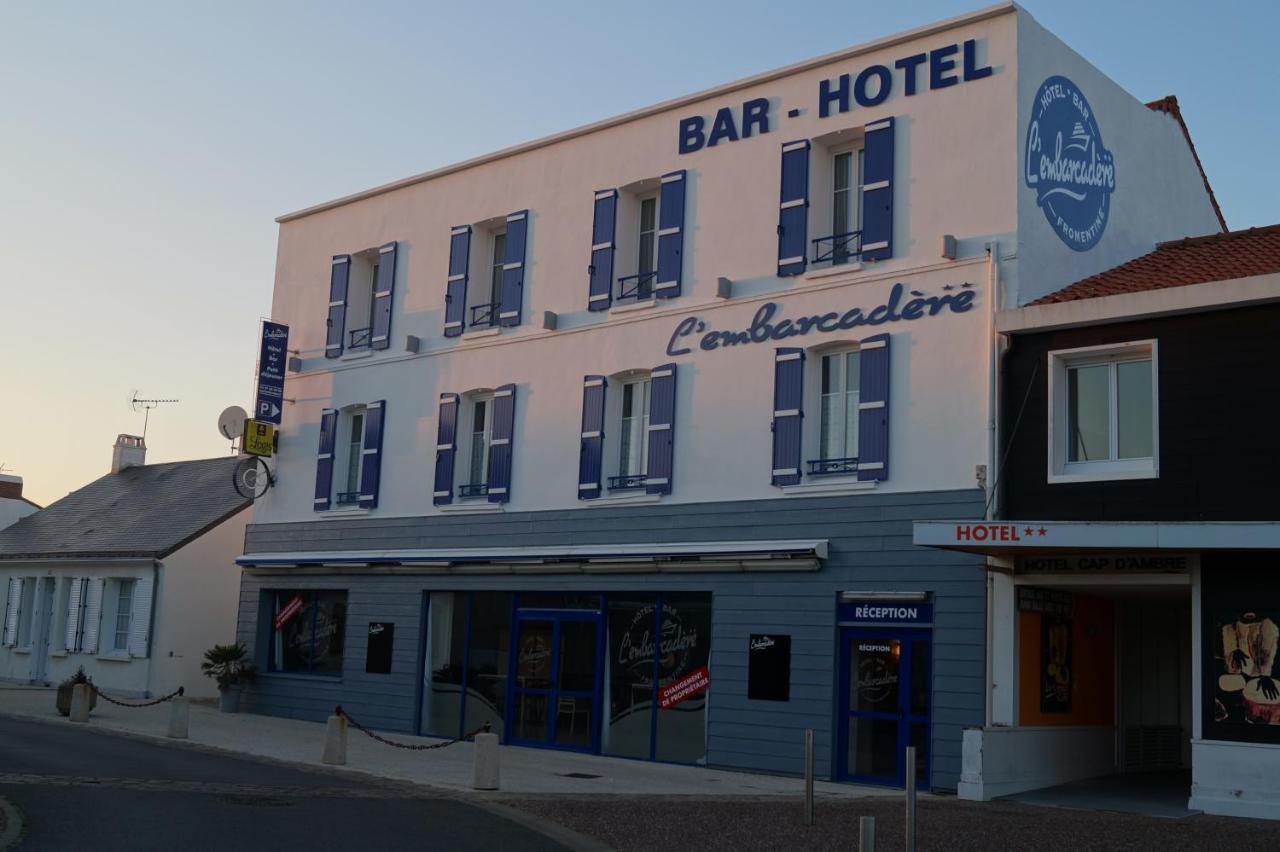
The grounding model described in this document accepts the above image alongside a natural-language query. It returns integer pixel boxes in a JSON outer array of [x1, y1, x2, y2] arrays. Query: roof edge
[[1146, 95, 1227, 233], [276, 2, 1017, 224]]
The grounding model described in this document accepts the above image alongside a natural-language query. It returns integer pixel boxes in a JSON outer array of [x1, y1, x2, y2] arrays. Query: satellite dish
[[218, 406, 249, 440]]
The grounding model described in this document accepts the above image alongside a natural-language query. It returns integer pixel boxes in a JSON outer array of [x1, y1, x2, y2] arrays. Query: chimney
[[0, 473, 22, 501], [111, 434, 147, 473]]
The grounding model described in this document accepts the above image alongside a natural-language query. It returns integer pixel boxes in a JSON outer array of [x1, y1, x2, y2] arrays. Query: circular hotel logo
[[1025, 76, 1116, 252]]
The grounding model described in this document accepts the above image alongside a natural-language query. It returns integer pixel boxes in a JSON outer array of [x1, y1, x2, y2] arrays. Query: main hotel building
[[236, 3, 1219, 791]]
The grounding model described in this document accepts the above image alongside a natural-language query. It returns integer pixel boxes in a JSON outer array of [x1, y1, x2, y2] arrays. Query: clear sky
[[3, 1, 1276, 507]]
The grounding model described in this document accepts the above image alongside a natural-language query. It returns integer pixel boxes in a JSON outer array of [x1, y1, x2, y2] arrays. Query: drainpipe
[[983, 241, 1003, 729]]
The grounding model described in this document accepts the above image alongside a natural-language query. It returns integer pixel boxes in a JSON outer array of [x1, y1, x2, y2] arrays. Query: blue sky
[[2, 0, 1276, 505]]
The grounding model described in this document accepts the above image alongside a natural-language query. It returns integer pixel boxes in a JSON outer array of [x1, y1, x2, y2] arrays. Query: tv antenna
[[127, 390, 180, 440]]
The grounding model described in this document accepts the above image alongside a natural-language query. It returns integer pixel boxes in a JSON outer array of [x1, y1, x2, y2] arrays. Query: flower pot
[[219, 684, 242, 713], [56, 683, 97, 717]]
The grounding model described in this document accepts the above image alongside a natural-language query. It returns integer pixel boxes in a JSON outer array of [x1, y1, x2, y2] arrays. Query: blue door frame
[[837, 627, 931, 787], [504, 604, 605, 753]]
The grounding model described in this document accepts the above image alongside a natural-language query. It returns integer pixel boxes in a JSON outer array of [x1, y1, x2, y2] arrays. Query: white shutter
[[127, 575, 154, 658], [2, 578, 21, 646], [64, 578, 84, 652], [81, 578, 104, 654]]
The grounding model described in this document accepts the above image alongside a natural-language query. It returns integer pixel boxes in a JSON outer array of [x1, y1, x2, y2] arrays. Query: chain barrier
[[335, 705, 490, 751], [92, 685, 185, 708]]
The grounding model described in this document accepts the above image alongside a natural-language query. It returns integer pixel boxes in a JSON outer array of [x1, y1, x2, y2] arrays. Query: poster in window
[[1211, 609, 1280, 729], [1040, 615, 1072, 713], [747, 633, 791, 701], [366, 622, 394, 674]]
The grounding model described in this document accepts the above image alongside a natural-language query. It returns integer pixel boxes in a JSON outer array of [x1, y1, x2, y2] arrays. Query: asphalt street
[[0, 716, 569, 851]]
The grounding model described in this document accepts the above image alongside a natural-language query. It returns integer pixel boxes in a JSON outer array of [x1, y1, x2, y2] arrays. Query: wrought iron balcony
[[811, 230, 863, 266], [608, 474, 648, 490], [457, 483, 490, 499], [335, 491, 362, 506], [617, 271, 658, 302], [348, 327, 372, 350], [470, 303, 497, 328], [807, 457, 859, 476]]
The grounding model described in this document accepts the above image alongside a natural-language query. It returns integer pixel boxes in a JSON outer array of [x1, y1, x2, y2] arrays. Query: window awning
[[236, 538, 827, 573], [913, 520, 1280, 556]]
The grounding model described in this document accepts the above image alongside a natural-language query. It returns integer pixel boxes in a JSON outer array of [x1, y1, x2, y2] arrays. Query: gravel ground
[[506, 795, 1280, 851]]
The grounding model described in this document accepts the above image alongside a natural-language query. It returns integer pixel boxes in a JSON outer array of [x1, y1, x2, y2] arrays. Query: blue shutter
[[858, 333, 890, 481], [588, 190, 617, 311], [313, 408, 337, 511], [433, 394, 459, 505], [645, 364, 676, 495], [444, 226, 471, 338], [771, 348, 805, 486], [655, 170, 686, 299], [370, 242, 397, 350], [499, 210, 528, 327], [860, 117, 894, 262], [487, 384, 516, 503], [358, 400, 386, 508], [326, 256, 351, 358], [577, 376, 607, 499], [777, 141, 810, 277]]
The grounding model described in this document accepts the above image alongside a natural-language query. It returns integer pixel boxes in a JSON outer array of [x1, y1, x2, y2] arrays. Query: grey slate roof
[[0, 457, 250, 561]]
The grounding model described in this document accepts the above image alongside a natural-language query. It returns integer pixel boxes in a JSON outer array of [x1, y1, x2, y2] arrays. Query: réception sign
[[660, 666, 710, 710]]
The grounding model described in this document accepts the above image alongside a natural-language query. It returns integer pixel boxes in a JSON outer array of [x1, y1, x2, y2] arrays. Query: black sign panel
[[747, 633, 791, 701], [366, 622, 394, 674]]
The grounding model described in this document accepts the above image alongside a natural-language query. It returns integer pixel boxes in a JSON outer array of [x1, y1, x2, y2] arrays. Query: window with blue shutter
[[578, 376, 607, 499], [777, 141, 810, 276], [857, 333, 890, 480], [588, 190, 617, 311], [444, 227, 471, 337], [358, 400, 386, 508], [860, 118, 895, 262], [326, 256, 351, 358], [655, 171, 686, 299], [370, 242, 397, 350], [433, 394, 459, 505], [771, 348, 805, 486], [486, 384, 516, 503], [313, 408, 338, 510], [499, 211, 528, 327], [645, 364, 676, 495]]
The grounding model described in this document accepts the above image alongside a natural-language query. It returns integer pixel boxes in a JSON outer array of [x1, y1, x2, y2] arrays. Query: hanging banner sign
[[272, 593, 305, 631], [255, 321, 289, 424], [660, 666, 710, 709]]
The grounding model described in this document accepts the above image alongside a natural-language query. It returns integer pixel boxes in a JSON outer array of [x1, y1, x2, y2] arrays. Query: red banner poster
[[660, 666, 710, 710], [272, 593, 305, 631]]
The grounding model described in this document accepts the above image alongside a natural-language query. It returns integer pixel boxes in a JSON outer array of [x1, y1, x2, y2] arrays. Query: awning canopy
[[913, 520, 1280, 556], [236, 538, 828, 574]]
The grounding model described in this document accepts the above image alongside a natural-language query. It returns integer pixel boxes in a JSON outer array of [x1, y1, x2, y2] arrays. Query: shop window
[[1202, 562, 1280, 746], [268, 590, 348, 675], [1049, 341, 1158, 483], [422, 592, 513, 739]]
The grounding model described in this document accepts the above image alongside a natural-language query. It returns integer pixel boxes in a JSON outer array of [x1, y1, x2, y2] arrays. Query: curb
[[0, 794, 23, 851]]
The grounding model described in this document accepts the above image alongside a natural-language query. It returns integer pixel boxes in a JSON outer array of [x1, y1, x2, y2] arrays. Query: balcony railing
[[470, 303, 497, 328], [617, 271, 658, 302], [811, 230, 863, 266], [335, 491, 362, 506], [348, 327, 372, 350], [458, 483, 490, 499], [807, 457, 859, 476], [608, 474, 648, 491]]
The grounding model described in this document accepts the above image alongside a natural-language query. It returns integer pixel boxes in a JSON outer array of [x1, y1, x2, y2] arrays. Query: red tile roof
[[1031, 224, 1280, 305], [1146, 96, 1227, 233]]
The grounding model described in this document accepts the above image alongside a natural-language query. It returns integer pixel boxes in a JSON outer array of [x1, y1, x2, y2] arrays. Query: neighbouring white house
[[0, 435, 251, 698], [0, 473, 40, 531]]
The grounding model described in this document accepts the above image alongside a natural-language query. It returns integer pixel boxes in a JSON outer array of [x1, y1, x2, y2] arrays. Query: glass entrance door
[[838, 629, 931, 786], [509, 614, 601, 751]]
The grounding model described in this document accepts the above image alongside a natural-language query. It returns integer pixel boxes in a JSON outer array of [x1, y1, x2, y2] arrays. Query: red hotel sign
[[660, 666, 710, 710], [272, 593, 305, 631], [953, 523, 1048, 543]]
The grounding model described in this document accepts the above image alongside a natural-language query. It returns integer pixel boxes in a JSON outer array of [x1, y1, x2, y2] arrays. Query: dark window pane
[[425, 592, 467, 737], [516, 621, 554, 689], [605, 595, 657, 759], [272, 590, 312, 673], [309, 591, 346, 674], [850, 716, 898, 779], [851, 639, 901, 713], [655, 593, 712, 764], [269, 590, 346, 675], [513, 693, 548, 741], [910, 722, 929, 783], [558, 620, 597, 693], [464, 593, 512, 735], [1068, 364, 1111, 462], [554, 695, 593, 748], [1117, 359, 1153, 459], [911, 640, 930, 715]]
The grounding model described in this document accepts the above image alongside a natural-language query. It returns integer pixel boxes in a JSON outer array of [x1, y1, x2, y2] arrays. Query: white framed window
[[618, 378, 651, 481], [613, 179, 664, 303], [1048, 340, 1158, 483], [466, 220, 508, 329], [333, 406, 367, 508], [488, 231, 507, 315], [112, 578, 135, 653], [461, 393, 495, 497], [634, 196, 658, 300], [344, 251, 380, 350], [817, 348, 861, 469], [830, 146, 863, 264]]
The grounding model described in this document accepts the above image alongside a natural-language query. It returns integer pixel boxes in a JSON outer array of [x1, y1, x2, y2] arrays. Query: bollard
[[858, 816, 876, 852], [472, 732, 500, 791], [322, 713, 348, 765], [167, 696, 190, 739], [905, 745, 917, 852], [69, 683, 92, 722], [803, 728, 814, 826]]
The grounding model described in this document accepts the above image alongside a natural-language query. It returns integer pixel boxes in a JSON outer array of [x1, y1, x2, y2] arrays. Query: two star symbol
[[1023, 526, 1048, 537]]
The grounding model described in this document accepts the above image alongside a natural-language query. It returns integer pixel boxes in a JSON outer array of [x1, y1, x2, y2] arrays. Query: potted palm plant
[[56, 667, 97, 717], [202, 643, 256, 712]]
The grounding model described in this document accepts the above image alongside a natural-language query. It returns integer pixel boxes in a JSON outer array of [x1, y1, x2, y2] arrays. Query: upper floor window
[[819, 349, 861, 468], [827, 147, 864, 265], [1049, 341, 1158, 483], [325, 243, 398, 358], [314, 401, 386, 512], [432, 386, 517, 506], [578, 366, 677, 499], [443, 212, 528, 338], [587, 171, 686, 312], [615, 375, 652, 489], [469, 223, 507, 329], [463, 393, 494, 498]]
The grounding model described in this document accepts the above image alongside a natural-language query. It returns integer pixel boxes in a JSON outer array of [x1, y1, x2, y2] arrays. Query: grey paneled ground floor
[[236, 490, 986, 789]]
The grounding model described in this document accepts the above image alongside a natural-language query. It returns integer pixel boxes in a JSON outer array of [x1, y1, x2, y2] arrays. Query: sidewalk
[[0, 687, 891, 799]]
